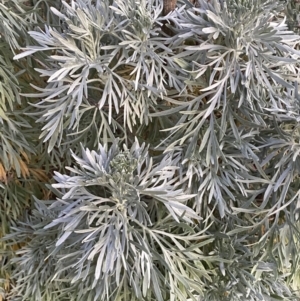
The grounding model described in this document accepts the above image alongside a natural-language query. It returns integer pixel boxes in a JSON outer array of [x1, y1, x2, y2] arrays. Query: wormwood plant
[[1, 0, 300, 300]]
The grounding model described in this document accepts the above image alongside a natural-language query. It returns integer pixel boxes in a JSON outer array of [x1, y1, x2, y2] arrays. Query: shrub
[[1, 0, 300, 300]]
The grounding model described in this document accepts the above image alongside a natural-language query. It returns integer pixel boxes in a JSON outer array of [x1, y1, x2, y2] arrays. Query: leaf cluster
[[1, 0, 300, 300]]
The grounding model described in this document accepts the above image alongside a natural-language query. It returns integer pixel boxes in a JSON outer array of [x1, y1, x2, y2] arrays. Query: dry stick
[[163, 0, 177, 16], [162, 0, 177, 35], [162, 0, 197, 35]]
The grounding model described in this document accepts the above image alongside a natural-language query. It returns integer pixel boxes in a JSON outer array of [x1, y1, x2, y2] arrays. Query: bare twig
[[163, 0, 177, 15]]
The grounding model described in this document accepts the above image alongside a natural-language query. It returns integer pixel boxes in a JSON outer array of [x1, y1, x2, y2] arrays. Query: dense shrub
[[1, 0, 300, 300]]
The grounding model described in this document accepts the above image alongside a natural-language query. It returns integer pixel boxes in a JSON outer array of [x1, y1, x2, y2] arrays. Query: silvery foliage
[[14, 0, 181, 152], [3, 201, 68, 301], [3, 0, 300, 300], [0, 2, 37, 292], [5, 140, 214, 301], [0, 0, 33, 181]]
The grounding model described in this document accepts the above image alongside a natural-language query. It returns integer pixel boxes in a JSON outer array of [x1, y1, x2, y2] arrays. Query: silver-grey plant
[[1, 0, 300, 300]]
